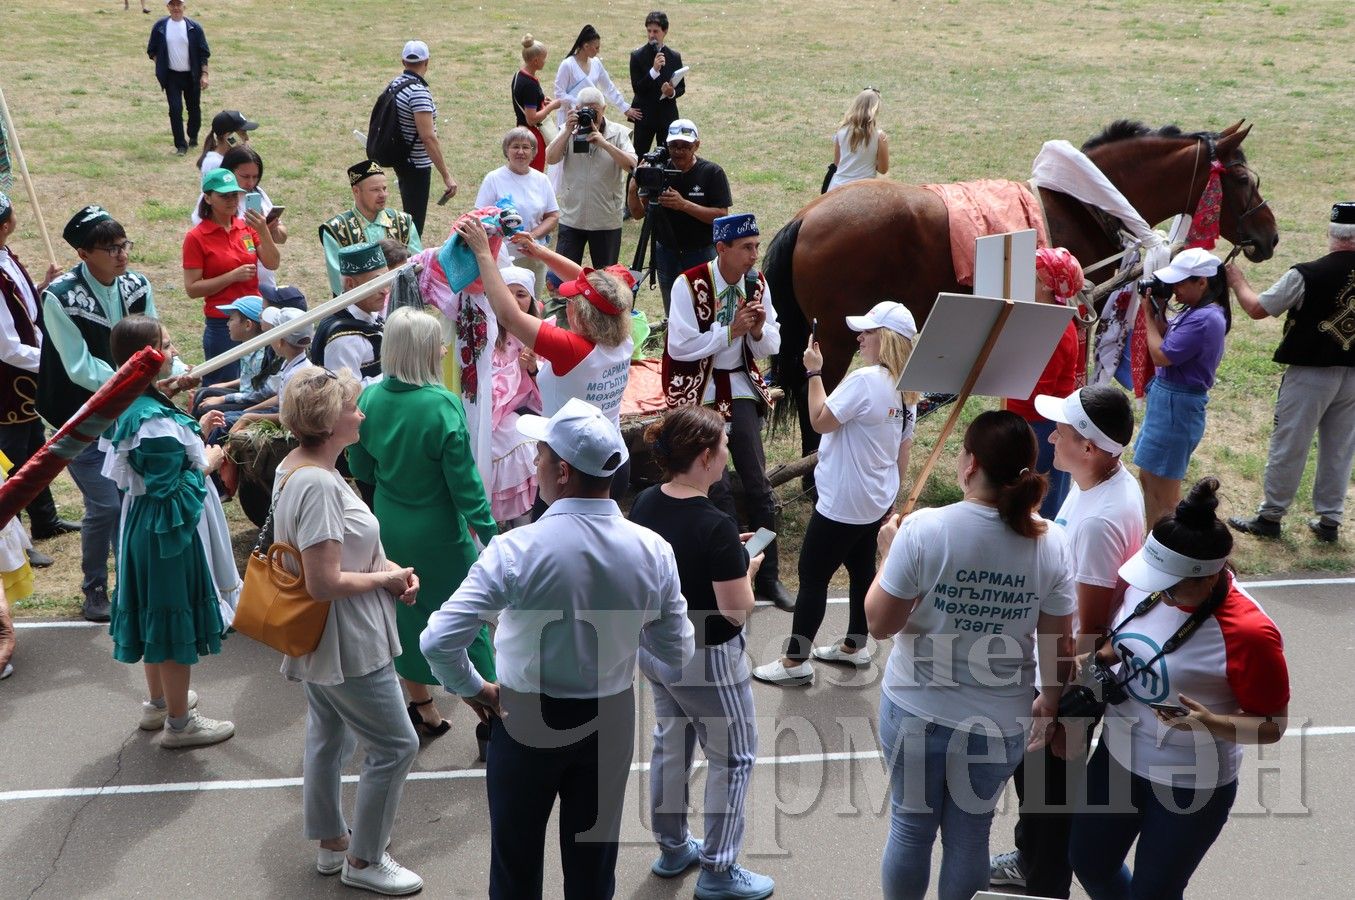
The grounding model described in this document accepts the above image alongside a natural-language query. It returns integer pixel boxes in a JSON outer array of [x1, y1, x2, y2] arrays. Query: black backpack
[[366, 73, 423, 166]]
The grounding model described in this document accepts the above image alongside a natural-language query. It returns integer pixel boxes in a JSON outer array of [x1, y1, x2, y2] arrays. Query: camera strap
[[1098, 586, 1226, 692]]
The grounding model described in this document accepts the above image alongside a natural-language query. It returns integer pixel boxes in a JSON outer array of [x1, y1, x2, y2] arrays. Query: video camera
[[572, 107, 597, 154], [634, 146, 681, 200]]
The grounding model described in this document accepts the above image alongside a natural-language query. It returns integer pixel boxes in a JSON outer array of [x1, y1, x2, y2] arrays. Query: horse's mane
[[1081, 119, 1245, 163]]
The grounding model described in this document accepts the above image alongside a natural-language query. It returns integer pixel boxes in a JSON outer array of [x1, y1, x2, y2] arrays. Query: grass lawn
[[3, 0, 1351, 615]]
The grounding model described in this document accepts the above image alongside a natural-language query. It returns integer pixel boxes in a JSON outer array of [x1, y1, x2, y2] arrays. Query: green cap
[[201, 167, 243, 194], [338, 241, 387, 276]]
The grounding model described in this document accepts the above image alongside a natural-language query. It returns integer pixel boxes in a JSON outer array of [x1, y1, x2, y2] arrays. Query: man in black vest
[[628, 11, 685, 155], [39, 207, 158, 621], [1226, 201, 1355, 543], [311, 242, 387, 384]]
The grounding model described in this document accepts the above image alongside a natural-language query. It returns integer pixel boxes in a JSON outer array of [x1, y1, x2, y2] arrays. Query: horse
[[763, 119, 1279, 456]]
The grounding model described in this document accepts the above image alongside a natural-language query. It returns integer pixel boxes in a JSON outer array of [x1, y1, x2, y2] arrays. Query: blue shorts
[[1133, 378, 1208, 480]]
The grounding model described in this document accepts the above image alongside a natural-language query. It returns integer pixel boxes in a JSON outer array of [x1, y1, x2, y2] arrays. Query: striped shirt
[[393, 73, 436, 168]]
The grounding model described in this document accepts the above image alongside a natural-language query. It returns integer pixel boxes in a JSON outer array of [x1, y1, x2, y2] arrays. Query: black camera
[[1138, 275, 1173, 303], [1056, 660, 1128, 719], [572, 107, 597, 153], [634, 146, 681, 199]]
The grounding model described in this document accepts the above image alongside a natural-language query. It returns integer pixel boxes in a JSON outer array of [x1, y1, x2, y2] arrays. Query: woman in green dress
[[347, 307, 499, 746], [101, 315, 241, 748]]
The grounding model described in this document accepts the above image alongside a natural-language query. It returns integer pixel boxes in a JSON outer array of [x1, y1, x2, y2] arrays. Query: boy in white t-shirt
[[991, 385, 1144, 898]]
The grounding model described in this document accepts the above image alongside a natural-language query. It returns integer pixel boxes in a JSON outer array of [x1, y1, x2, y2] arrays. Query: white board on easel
[[974, 229, 1037, 303]]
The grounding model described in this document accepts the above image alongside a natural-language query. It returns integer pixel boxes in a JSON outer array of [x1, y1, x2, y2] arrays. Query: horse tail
[[765, 216, 808, 432]]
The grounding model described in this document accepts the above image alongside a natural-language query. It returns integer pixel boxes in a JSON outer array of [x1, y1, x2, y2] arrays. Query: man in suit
[[146, 0, 210, 155], [628, 11, 686, 154]]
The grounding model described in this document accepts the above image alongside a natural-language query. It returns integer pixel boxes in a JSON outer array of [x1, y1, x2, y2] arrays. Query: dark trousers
[[487, 687, 635, 900], [1010, 706, 1093, 898], [201, 317, 239, 386], [786, 510, 882, 662], [1069, 739, 1236, 900], [162, 70, 201, 151], [709, 398, 779, 586], [0, 420, 61, 533], [653, 241, 716, 314], [556, 224, 624, 271], [392, 162, 432, 235], [632, 109, 679, 156]]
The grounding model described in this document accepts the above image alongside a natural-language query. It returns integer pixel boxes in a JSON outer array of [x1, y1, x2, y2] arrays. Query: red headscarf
[[1035, 247, 1085, 303]]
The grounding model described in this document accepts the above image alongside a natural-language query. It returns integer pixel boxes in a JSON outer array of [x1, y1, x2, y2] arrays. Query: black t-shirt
[[629, 485, 748, 647], [653, 158, 732, 252], [511, 71, 545, 129]]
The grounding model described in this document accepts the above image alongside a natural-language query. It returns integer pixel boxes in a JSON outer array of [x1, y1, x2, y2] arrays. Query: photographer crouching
[[626, 119, 730, 313], [546, 87, 637, 271]]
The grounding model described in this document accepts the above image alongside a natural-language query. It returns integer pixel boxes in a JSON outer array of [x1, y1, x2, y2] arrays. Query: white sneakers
[[752, 659, 815, 686], [139, 689, 199, 730], [811, 644, 871, 666], [340, 853, 424, 896], [160, 713, 235, 749]]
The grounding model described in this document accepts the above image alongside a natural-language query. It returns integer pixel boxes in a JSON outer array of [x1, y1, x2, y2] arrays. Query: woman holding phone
[[190, 145, 286, 289]]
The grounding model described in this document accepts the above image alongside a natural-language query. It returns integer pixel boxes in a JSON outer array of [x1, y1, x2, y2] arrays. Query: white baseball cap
[[844, 301, 917, 340], [402, 40, 430, 63], [666, 119, 699, 145], [517, 398, 629, 477], [1152, 247, 1221, 284], [1118, 533, 1228, 593]]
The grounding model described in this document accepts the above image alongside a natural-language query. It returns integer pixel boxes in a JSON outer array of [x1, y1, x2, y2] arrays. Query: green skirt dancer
[[347, 377, 498, 684]]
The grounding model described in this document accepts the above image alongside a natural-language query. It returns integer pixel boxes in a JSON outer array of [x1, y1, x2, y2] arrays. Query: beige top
[[555, 119, 635, 231]]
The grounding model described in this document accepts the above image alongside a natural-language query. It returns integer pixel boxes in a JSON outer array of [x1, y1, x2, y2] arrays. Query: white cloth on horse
[[1031, 140, 1167, 259]]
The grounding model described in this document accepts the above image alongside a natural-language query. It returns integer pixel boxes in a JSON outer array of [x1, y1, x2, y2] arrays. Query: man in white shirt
[[664, 212, 792, 610], [421, 398, 693, 900], [146, 0, 210, 155]]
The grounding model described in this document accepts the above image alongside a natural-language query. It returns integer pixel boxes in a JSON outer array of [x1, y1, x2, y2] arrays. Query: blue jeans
[[65, 441, 122, 594], [201, 317, 239, 386], [1029, 417, 1071, 520], [1069, 740, 1237, 900], [878, 694, 1025, 900], [653, 242, 716, 314]]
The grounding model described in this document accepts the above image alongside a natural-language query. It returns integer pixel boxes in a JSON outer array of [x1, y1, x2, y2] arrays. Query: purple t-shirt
[[1157, 303, 1226, 390]]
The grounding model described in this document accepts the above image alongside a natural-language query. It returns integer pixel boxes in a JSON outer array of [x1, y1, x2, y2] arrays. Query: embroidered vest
[[661, 262, 772, 420], [311, 309, 383, 380], [0, 250, 40, 425], [1276, 251, 1355, 368], [317, 208, 414, 250], [37, 267, 151, 427]]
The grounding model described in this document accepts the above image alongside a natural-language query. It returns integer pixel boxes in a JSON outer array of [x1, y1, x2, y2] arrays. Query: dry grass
[[3, 0, 1352, 614]]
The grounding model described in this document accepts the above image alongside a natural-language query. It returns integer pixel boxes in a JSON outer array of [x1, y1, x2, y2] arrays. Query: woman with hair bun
[[512, 35, 562, 172], [865, 410, 1075, 900], [627, 405, 775, 899], [1069, 477, 1289, 900]]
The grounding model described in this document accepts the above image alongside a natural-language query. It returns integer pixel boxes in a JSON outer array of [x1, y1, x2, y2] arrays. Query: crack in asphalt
[[25, 730, 137, 900]]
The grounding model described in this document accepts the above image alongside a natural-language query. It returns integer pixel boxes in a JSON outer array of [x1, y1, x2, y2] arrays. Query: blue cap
[[260, 283, 308, 311], [713, 213, 759, 245], [217, 295, 264, 322]]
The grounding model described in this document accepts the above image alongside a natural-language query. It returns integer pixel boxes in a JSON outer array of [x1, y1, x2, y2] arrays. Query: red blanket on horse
[[920, 179, 1049, 286]]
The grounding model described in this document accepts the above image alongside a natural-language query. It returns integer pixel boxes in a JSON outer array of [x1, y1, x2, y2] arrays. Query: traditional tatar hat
[[348, 160, 384, 186], [338, 242, 387, 276], [1330, 202, 1355, 225], [0, 192, 11, 226], [62, 205, 114, 249], [713, 213, 758, 245]]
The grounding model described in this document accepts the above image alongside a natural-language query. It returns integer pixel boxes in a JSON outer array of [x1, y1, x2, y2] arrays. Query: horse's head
[[1214, 121, 1278, 262]]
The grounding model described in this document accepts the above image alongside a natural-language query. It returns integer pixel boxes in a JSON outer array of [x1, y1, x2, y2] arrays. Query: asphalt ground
[[2, 577, 1350, 900]]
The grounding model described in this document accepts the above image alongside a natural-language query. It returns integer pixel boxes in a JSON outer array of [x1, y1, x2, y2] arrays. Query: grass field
[[3, 0, 1352, 615]]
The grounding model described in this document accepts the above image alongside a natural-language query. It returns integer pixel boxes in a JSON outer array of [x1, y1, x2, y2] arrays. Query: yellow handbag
[[232, 466, 331, 657]]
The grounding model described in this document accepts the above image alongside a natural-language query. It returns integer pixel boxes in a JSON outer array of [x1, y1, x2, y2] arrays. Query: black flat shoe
[[31, 519, 80, 540], [475, 721, 491, 763], [407, 700, 451, 738]]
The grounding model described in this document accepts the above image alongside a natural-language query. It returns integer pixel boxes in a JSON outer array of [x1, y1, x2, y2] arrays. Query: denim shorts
[[1133, 378, 1208, 480]]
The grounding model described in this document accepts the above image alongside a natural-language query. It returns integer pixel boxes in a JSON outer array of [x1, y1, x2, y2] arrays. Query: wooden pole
[[900, 299, 1015, 516], [0, 86, 58, 268]]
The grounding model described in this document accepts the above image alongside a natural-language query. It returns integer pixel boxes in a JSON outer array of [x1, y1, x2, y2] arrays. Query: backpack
[[366, 73, 423, 166]]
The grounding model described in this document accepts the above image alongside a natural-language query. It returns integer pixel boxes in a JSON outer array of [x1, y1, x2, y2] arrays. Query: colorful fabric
[[437, 207, 507, 293], [1035, 247, 1085, 301], [0, 120, 11, 192], [920, 179, 1049, 286], [490, 334, 540, 522], [1184, 161, 1225, 250]]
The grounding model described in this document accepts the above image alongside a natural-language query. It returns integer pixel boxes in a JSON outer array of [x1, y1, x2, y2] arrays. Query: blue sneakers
[[651, 837, 701, 878], [695, 864, 775, 899]]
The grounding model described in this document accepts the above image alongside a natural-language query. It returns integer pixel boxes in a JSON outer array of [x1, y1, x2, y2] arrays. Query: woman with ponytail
[[1069, 477, 1289, 900], [865, 410, 1075, 900]]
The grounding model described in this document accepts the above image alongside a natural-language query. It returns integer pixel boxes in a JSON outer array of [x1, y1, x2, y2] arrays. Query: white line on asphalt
[[2, 731, 1351, 803]]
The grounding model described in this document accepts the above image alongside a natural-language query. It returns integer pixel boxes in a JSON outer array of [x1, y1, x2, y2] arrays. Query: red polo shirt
[[182, 216, 261, 319]]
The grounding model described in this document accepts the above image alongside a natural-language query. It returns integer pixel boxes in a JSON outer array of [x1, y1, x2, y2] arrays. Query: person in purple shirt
[[1133, 248, 1231, 527]]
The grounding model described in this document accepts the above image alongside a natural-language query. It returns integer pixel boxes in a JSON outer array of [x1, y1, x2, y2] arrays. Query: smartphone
[[1149, 702, 1188, 718], [743, 527, 777, 559], [245, 192, 264, 215], [265, 205, 285, 223], [436, 187, 457, 207], [811, 317, 818, 340]]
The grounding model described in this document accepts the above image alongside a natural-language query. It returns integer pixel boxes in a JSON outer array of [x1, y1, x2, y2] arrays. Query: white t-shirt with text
[[816, 366, 915, 524]]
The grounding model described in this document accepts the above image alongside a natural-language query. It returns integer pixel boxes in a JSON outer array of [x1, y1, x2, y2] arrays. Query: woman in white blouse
[[554, 24, 638, 127]]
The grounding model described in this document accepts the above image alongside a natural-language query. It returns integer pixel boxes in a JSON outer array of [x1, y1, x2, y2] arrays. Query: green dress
[[102, 393, 240, 665], [347, 378, 499, 685]]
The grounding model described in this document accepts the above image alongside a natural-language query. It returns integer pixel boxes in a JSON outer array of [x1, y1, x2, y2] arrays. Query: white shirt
[[420, 497, 694, 699], [474, 166, 559, 263], [1052, 463, 1145, 636], [552, 55, 631, 126], [667, 262, 781, 403], [275, 351, 313, 402], [0, 248, 41, 373], [878, 501, 1075, 737], [827, 126, 881, 191], [165, 18, 190, 72], [536, 336, 633, 425], [323, 305, 382, 386], [816, 366, 915, 524], [199, 151, 223, 177]]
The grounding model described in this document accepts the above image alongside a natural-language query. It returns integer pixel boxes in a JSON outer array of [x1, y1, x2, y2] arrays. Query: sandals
[[407, 699, 451, 738]]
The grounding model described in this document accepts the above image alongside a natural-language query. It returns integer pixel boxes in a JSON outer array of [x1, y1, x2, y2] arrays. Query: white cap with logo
[[844, 301, 917, 340], [666, 119, 699, 145], [517, 398, 629, 477]]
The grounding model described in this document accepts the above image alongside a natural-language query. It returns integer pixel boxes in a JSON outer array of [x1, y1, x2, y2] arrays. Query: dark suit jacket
[[629, 42, 685, 118], [147, 16, 210, 88]]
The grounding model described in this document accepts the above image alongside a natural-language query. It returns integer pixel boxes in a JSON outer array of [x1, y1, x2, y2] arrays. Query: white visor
[[1032, 390, 1124, 455], [1118, 533, 1228, 592]]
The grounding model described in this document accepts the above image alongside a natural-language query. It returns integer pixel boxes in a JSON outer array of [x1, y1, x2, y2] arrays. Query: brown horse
[[764, 119, 1279, 454]]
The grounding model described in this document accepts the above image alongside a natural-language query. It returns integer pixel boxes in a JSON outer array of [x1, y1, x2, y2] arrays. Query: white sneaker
[[341, 853, 423, 895], [812, 643, 871, 666], [139, 689, 199, 730], [160, 713, 234, 749], [319, 834, 393, 875], [752, 660, 814, 686]]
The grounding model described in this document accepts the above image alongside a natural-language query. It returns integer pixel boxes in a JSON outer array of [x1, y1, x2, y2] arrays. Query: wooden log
[[768, 451, 818, 488]]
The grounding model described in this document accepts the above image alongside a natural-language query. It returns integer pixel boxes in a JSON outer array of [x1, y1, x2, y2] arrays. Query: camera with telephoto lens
[[1056, 659, 1129, 719], [572, 107, 597, 153], [635, 146, 681, 199]]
